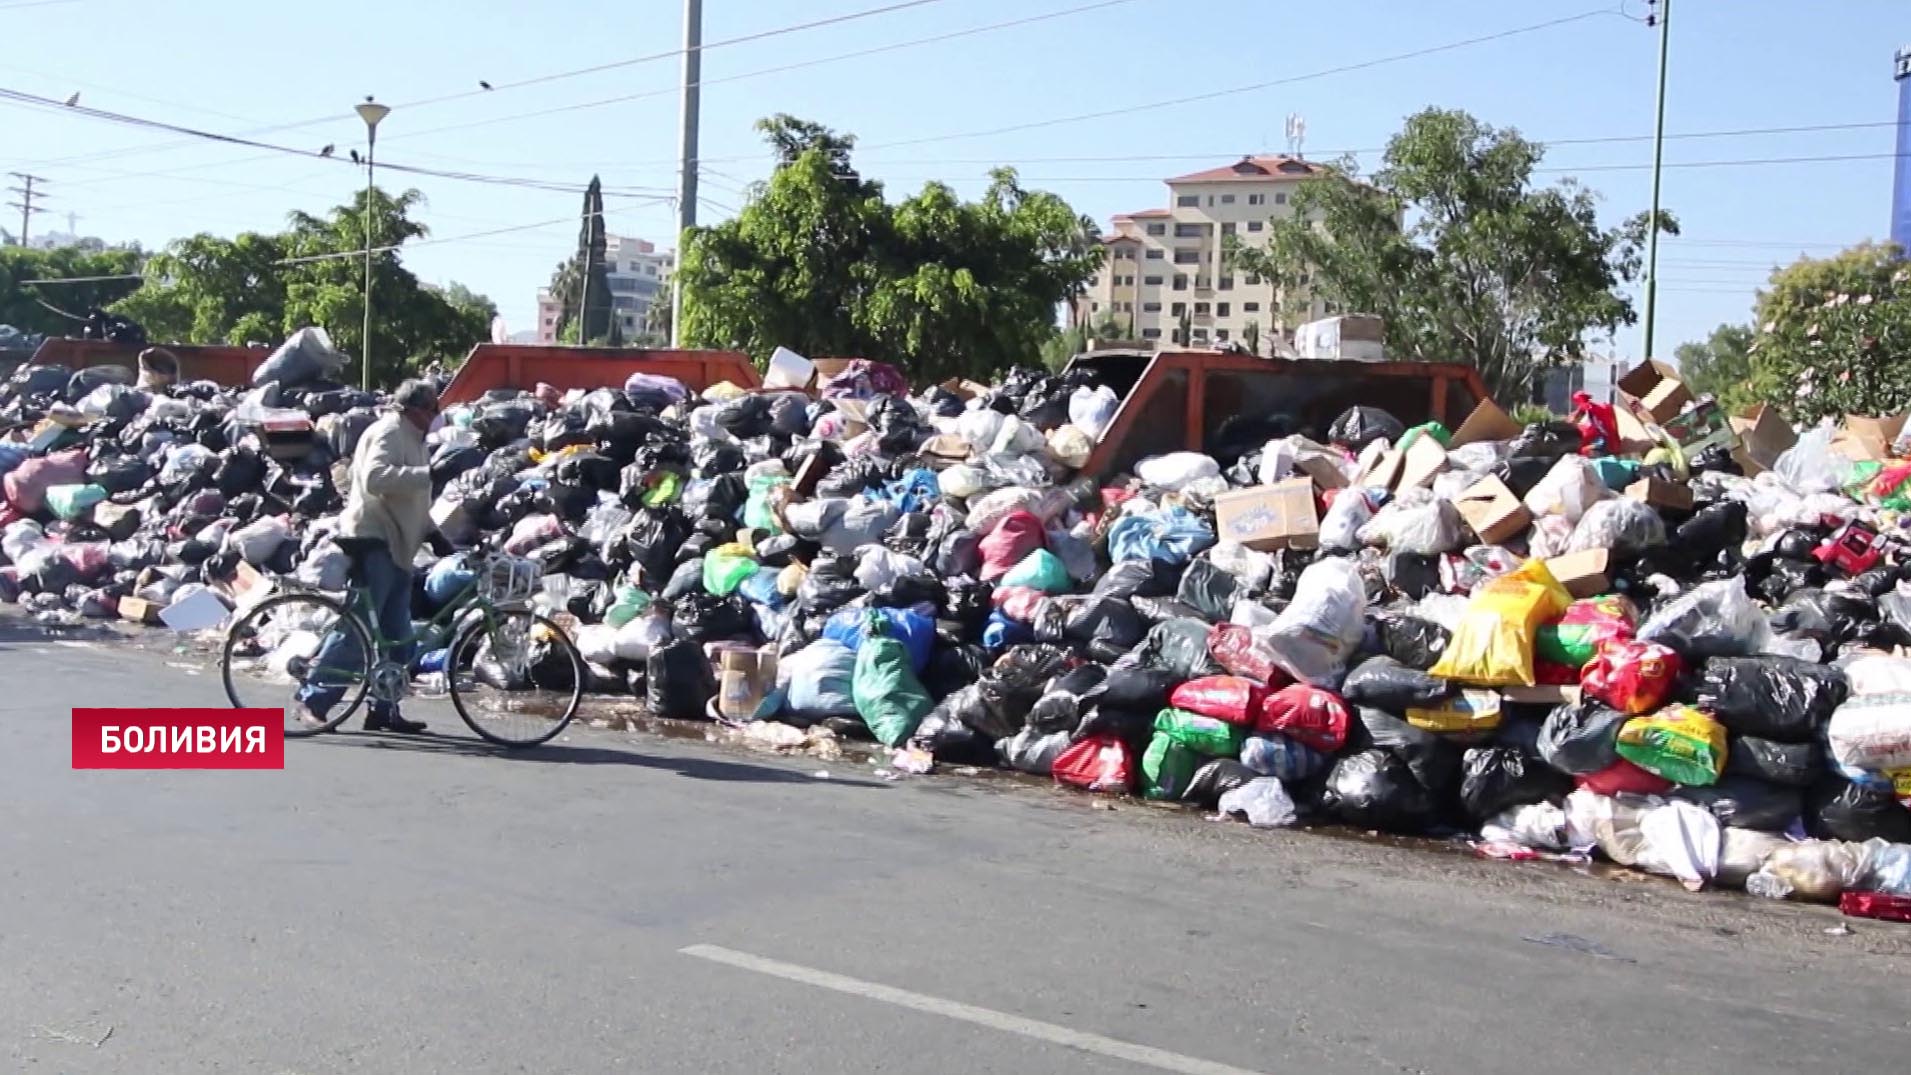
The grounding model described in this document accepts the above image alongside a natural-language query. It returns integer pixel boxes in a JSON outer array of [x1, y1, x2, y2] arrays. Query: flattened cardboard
[[1212, 478, 1319, 551], [1454, 476, 1531, 546], [1395, 434, 1448, 491], [1355, 447, 1403, 490], [1834, 414, 1909, 463], [1296, 452, 1350, 490], [1617, 359, 1696, 425], [1626, 477, 1694, 513], [808, 358, 855, 390], [1730, 403, 1796, 469], [1448, 398, 1523, 449], [1660, 400, 1737, 458], [1545, 549, 1611, 600]]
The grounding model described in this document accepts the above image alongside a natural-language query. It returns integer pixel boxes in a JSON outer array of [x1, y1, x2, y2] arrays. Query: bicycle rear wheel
[[447, 610, 585, 747], [222, 592, 374, 738]]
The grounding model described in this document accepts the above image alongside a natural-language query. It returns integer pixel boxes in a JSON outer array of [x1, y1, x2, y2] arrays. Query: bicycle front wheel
[[222, 592, 374, 739], [447, 610, 585, 747]]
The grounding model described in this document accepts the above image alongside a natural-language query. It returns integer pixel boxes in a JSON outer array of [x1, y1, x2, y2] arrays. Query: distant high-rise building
[[1893, 47, 1911, 256], [536, 235, 674, 343]]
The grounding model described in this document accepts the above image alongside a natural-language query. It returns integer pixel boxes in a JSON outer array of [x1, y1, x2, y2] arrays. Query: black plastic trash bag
[[1132, 618, 1219, 679], [671, 592, 757, 643], [1673, 777, 1802, 833], [1085, 665, 1180, 714], [1507, 421, 1582, 463], [645, 638, 715, 719], [1073, 705, 1154, 748], [1028, 665, 1107, 734], [1349, 707, 1461, 798], [1092, 558, 1183, 600], [1370, 611, 1451, 671], [1696, 656, 1846, 742], [1673, 501, 1749, 563], [1063, 597, 1145, 653], [1181, 759, 1259, 808], [1535, 699, 1628, 775], [1806, 776, 1911, 844], [1723, 735, 1821, 788], [1459, 747, 1573, 821], [1322, 749, 1434, 832], [1176, 559, 1239, 624], [1328, 406, 1405, 452], [86, 454, 151, 495], [922, 644, 989, 700], [1341, 656, 1452, 710], [1382, 551, 1441, 601]]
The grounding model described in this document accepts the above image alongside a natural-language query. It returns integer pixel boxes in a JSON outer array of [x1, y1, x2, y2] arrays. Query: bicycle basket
[[478, 555, 540, 606]]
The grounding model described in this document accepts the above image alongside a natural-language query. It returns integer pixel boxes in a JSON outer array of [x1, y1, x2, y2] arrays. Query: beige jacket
[[338, 412, 433, 567]]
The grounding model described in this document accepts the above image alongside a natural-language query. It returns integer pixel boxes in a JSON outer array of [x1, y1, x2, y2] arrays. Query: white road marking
[[680, 944, 1268, 1075]]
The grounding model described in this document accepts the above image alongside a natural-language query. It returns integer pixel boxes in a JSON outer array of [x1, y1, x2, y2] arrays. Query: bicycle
[[219, 543, 586, 747]]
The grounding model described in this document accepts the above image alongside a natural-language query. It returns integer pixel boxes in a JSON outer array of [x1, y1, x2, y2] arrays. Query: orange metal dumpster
[[28, 338, 267, 386], [439, 344, 762, 406]]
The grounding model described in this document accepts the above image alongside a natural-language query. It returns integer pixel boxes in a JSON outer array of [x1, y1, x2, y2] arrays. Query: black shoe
[[365, 711, 428, 734]]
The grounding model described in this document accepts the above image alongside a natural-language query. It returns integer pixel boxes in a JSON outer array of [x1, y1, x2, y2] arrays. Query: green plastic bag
[[642, 470, 683, 508], [1397, 421, 1452, 452], [1154, 707, 1247, 758], [45, 482, 107, 521], [1000, 549, 1071, 594], [603, 584, 652, 628], [744, 474, 791, 534], [851, 613, 932, 747], [703, 543, 758, 596], [1142, 733, 1198, 800]]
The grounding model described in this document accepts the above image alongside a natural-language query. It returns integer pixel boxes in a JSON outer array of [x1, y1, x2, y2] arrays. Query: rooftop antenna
[[1285, 113, 1307, 159]]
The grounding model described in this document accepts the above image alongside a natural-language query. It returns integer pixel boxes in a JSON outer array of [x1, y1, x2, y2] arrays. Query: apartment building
[[536, 235, 674, 343], [1074, 156, 1336, 351]]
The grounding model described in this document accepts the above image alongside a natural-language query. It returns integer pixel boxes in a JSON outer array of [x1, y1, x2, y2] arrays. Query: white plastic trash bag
[[1135, 452, 1221, 492], [226, 515, 291, 566], [1828, 655, 1911, 772], [1319, 489, 1379, 553], [1218, 778, 1297, 828], [1258, 558, 1367, 687], [1637, 801, 1722, 892], [1523, 456, 1610, 524], [1068, 385, 1119, 439]]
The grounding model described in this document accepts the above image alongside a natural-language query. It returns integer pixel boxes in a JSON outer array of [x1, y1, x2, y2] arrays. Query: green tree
[[1176, 308, 1192, 346], [1743, 242, 1911, 423], [1040, 321, 1089, 371], [113, 188, 490, 386], [1, 244, 145, 337], [678, 115, 1100, 381], [1228, 108, 1675, 399], [547, 177, 617, 346], [1674, 322, 1755, 410]]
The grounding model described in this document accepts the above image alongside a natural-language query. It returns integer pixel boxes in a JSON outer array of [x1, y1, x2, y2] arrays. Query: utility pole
[[1641, 0, 1671, 360], [670, 0, 702, 348], [6, 172, 48, 246]]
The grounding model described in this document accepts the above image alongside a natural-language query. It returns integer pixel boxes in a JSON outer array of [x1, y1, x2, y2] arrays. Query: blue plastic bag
[[737, 565, 787, 608], [983, 611, 1034, 651], [884, 468, 941, 515], [0, 444, 27, 478], [784, 639, 858, 718], [1240, 735, 1330, 782], [822, 605, 934, 673], [1108, 506, 1215, 565], [425, 554, 477, 610]]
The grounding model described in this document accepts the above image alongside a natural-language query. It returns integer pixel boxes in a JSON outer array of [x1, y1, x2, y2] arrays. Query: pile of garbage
[[7, 336, 1911, 920]]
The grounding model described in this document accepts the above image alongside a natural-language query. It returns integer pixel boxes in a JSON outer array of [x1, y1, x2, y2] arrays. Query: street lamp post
[[354, 99, 391, 391]]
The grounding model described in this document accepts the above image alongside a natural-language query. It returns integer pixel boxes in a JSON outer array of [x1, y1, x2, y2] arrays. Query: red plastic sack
[[1053, 735, 1134, 793], [1580, 639, 1681, 716], [1840, 890, 1911, 923], [979, 511, 1046, 582], [991, 586, 1049, 624], [2, 448, 86, 514], [1255, 684, 1351, 752], [1570, 391, 1621, 456], [1575, 757, 1672, 797], [1207, 624, 1291, 687], [1169, 675, 1267, 726]]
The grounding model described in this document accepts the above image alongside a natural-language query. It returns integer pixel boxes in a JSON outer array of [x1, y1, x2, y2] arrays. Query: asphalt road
[[4, 616, 1910, 1074]]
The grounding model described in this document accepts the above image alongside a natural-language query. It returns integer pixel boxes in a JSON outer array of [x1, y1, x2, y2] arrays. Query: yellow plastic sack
[[1615, 704, 1728, 786], [1429, 558, 1573, 687], [703, 381, 746, 403], [1406, 689, 1504, 735]]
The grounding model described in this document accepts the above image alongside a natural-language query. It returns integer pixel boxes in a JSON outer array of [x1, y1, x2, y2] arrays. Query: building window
[[1174, 223, 1204, 238], [1172, 274, 1188, 291], [1143, 301, 1162, 313], [1173, 250, 1200, 264], [1245, 274, 1262, 286], [1220, 222, 1236, 237], [1218, 276, 1234, 291], [1145, 248, 1164, 260], [1090, 302, 1099, 312], [1170, 302, 1186, 316], [1217, 303, 1230, 317], [1176, 195, 1198, 208], [1275, 192, 1289, 205], [1146, 223, 1166, 236], [1247, 221, 1264, 233], [1244, 302, 1261, 313], [1142, 328, 1162, 340], [1220, 194, 1235, 205], [1089, 276, 1099, 287], [1191, 329, 1209, 342], [1298, 272, 1311, 284], [1122, 302, 1133, 312], [1248, 193, 1265, 206], [1126, 275, 1138, 286], [1144, 275, 1163, 286], [1193, 302, 1210, 315], [1194, 277, 1211, 290], [1216, 329, 1230, 341]]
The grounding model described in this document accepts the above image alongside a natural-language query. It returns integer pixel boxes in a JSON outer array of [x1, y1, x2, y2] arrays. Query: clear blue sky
[[1, 0, 1904, 362]]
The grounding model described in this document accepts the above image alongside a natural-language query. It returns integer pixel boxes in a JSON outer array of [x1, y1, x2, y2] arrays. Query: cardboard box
[[1545, 549, 1611, 600], [792, 451, 834, 496], [1613, 405, 1660, 455], [1454, 476, 1532, 545], [1295, 452, 1350, 490], [1448, 398, 1523, 449], [1395, 434, 1448, 491], [1834, 413, 1909, 463], [1626, 477, 1695, 513], [808, 358, 855, 390], [1212, 479, 1319, 551], [1354, 445, 1403, 490], [1730, 403, 1796, 469], [1617, 359, 1696, 425], [1660, 400, 1737, 458], [117, 595, 164, 625]]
